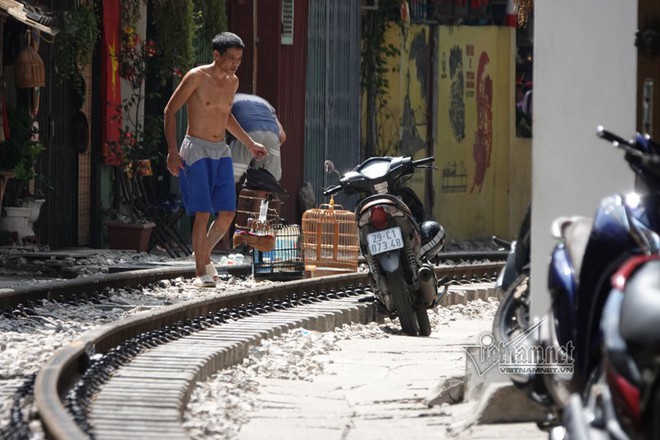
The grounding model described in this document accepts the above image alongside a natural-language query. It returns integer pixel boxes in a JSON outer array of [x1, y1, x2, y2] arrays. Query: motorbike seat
[[551, 216, 593, 278], [620, 259, 660, 344]]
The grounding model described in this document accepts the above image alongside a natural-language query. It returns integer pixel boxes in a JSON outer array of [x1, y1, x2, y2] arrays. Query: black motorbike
[[490, 205, 545, 396], [323, 156, 446, 336], [492, 204, 532, 346]]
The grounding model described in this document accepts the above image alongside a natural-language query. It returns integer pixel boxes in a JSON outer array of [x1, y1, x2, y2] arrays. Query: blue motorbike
[[535, 126, 660, 431], [558, 129, 660, 440]]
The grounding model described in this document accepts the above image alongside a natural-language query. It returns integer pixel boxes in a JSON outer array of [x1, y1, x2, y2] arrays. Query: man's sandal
[[193, 274, 216, 288], [205, 263, 219, 282]]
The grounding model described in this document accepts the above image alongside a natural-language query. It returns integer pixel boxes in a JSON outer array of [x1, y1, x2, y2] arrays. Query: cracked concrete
[[236, 316, 547, 439]]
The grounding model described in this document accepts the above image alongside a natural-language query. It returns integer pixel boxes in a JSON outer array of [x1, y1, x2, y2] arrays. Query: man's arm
[[164, 70, 199, 176], [226, 113, 268, 160]]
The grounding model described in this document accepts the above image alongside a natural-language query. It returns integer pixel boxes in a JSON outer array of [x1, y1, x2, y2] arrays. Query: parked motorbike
[[492, 204, 531, 345], [491, 205, 544, 395], [535, 126, 660, 434], [323, 156, 446, 336], [573, 127, 660, 440], [557, 385, 624, 440]]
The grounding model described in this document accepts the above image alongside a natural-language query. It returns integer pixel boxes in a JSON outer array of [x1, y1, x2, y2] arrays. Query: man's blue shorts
[[178, 135, 236, 215]]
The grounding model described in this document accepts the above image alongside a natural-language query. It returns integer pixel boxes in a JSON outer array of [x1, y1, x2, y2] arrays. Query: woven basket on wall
[[15, 46, 45, 88]]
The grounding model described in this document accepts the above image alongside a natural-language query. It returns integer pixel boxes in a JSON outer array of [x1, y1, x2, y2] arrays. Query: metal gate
[[3, 0, 81, 249], [304, 0, 361, 211]]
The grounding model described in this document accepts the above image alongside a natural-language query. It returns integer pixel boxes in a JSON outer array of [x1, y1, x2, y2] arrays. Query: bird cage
[[235, 189, 284, 231], [233, 189, 284, 252], [301, 198, 359, 276], [252, 224, 304, 281]]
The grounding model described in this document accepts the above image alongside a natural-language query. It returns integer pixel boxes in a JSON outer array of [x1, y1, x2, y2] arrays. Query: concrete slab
[[237, 316, 547, 440]]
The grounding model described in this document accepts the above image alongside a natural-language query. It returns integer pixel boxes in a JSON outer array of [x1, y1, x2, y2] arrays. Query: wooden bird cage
[[301, 198, 359, 276], [234, 189, 283, 232]]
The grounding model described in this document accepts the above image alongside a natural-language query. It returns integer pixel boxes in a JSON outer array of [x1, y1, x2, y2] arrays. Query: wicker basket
[[301, 199, 359, 276]]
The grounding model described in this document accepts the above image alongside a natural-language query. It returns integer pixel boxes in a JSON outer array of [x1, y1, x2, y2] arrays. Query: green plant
[[152, 1, 195, 83], [0, 108, 46, 206], [201, 0, 227, 41], [55, 2, 101, 98], [195, 0, 228, 59]]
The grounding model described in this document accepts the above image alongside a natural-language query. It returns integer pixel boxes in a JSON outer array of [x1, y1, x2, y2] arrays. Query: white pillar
[[530, 0, 638, 319]]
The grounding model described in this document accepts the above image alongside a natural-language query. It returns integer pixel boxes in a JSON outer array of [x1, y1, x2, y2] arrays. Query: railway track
[[0, 252, 505, 440]]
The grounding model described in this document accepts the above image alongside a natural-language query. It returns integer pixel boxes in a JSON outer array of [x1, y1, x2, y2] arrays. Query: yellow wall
[[368, 24, 432, 204], [400, 25, 431, 199], [363, 24, 527, 241], [435, 26, 515, 240]]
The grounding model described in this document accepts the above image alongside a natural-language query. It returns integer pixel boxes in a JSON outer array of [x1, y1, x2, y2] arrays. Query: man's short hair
[[213, 32, 245, 54]]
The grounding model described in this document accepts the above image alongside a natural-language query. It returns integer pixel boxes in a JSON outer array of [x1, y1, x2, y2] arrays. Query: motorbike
[[492, 204, 532, 345], [323, 156, 446, 336], [490, 205, 547, 397], [564, 128, 660, 440], [534, 126, 660, 437], [551, 255, 660, 440]]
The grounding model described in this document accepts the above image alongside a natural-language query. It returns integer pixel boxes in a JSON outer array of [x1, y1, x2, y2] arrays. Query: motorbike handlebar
[[412, 156, 435, 167], [596, 126, 632, 147], [322, 156, 435, 198], [323, 184, 342, 197], [597, 125, 660, 166]]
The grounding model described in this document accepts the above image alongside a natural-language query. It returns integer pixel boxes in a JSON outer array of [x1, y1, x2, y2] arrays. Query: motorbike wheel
[[492, 272, 530, 346], [541, 305, 578, 409], [514, 204, 531, 274], [645, 376, 660, 439], [386, 269, 420, 336], [416, 310, 432, 336]]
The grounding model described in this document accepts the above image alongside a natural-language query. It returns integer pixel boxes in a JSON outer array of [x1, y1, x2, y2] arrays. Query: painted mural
[[367, 24, 429, 158], [448, 46, 465, 143], [365, 24, 431, 196], [436, 26, 512, 239], [363, 24, 514, 240], [445, 43, 493, 194], [473, 51, 493, 193], [400, 29, 428, 157]]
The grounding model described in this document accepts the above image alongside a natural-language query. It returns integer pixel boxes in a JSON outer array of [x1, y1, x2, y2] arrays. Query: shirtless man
[[164, 32, 267, 287]]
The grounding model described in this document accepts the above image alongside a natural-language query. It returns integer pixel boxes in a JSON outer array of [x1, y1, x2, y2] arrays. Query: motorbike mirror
[[324, 160, 336, 174]]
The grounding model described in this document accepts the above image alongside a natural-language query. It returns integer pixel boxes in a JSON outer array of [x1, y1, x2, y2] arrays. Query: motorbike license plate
[[367, 227, 404, 255]]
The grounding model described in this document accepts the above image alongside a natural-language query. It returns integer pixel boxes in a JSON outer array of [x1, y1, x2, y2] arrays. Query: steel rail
[[0, 250, 505, 311], [31, 259, 504, 439]]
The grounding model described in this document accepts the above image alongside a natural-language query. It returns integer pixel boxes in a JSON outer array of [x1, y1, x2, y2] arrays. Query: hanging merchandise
[[15, 30, 45, 89]]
